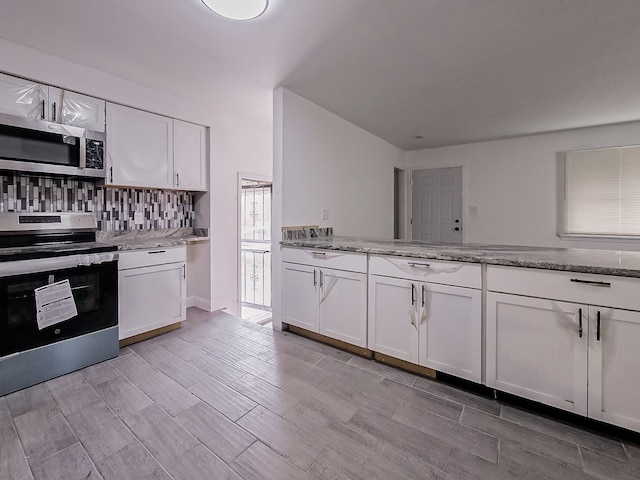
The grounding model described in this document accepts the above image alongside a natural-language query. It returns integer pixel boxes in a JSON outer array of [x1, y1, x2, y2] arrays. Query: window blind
[[565, 146, 640, 236]]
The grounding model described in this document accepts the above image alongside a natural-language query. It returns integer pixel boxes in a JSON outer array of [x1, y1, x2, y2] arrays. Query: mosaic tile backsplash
[[0, 173, 194, 231]]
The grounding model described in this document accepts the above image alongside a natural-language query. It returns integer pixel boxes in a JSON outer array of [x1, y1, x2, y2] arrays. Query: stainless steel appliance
[[0, 113, 105, 178], [0, 212, 118, 396]]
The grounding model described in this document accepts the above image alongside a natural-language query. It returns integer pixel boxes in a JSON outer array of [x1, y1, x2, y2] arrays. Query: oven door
[[0, 259, 117, 357]]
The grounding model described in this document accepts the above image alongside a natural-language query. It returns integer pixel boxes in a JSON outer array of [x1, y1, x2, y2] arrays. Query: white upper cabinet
[[106, 103, 174, 188], [174, 119, 206, 191], [49, 88, 105, 132], [0, 73, 47, 120], [0, 73, 105, 132]]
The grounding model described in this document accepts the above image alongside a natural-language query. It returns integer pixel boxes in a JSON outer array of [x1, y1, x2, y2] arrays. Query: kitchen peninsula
[[280, 236, 640, 434]]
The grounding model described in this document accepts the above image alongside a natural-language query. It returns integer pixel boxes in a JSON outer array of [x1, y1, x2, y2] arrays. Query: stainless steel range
[[0, 212, 118, 396]]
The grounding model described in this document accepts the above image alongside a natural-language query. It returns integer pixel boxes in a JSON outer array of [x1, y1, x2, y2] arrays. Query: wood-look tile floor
[[2, 307, 639, 480]]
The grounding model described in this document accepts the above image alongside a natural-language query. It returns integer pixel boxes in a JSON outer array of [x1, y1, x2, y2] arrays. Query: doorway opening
[[394, 168, 407, 239], [239, 177, 272, 324]]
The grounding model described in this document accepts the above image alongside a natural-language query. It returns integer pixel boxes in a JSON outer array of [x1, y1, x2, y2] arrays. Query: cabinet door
[[0, 73, 46, 120], [49, 88, 105, 132], [368, 275, 419, 363], [282, 262, 319, 332], [486, 293, 588, 415], [106, 103, 174, 188], [319, 269, 367, 348], [418, 283, 481, 383], [588, 307, 640, 432], [174, 120, 206, 191], [118, 262, 186, 340]]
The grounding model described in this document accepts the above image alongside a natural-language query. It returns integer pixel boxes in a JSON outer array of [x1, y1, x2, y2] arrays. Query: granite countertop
[[97, 228, 209, 251], [281, 236, 640, 278]]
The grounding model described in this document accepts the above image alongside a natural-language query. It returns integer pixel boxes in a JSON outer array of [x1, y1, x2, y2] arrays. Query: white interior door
[[412, 167, 462, 243]]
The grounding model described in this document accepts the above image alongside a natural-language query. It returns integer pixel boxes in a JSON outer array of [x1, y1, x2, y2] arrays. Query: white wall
[[272, 88, 403, 329], [404, 121, 640, 250], [0, 38, 272, 313], [279, 89, 402, 236]]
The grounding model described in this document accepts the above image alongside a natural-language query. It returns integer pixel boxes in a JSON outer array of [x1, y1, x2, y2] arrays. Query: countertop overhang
[[281, 236, 640, 278], [97, 228, 209, 251]]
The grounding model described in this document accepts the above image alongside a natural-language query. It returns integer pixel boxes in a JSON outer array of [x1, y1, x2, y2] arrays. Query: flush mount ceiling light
[[201, 0, 269, 20]]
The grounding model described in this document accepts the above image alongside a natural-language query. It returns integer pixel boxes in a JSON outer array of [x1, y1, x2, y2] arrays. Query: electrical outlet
[[321, 208, 329, 220], [134, 211, 144, 225]]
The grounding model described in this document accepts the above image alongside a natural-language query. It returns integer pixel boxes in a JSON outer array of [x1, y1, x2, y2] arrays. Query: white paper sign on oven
[[34, 279, 78, 330]]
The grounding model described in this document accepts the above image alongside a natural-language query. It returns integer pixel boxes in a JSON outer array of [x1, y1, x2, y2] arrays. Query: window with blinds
[[561, 145, 640, 237]]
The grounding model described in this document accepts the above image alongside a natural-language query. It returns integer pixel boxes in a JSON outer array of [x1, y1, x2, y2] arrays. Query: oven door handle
[[0, 253, 118, 278], [71, 284, 91, 291]]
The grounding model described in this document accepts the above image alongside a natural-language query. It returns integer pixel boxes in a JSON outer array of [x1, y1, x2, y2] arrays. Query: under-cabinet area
[[280, 240, 640, 435]]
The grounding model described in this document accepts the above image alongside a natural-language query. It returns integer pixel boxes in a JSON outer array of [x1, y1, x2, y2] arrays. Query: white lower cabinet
[[486, 293, 588, 414], [589, 307, 640, 432], [118, 246, 186, 340], [368, 256, 482, 382], [281, 248, 367, 348], [282, 262, 319, 332], [368, 275, 418, 362], [487, 265, 640, 432]]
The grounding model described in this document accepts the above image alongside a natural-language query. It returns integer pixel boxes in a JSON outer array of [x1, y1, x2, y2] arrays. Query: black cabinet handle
[[110, 166, 113, 183], [148, 250, 166, 254], [313, 269, 317, 287], [408, 262, 430, 268], [578, 308, 583, 338], [421, 284, 425, 307], [52, 102, 57, 122], [176, 173, 179, 186], [596, 311, 601, 341], [411, 283, 415, 305], [320, 270, 324, 288], [570, 279, 611, 288], [41, 100, 45, 119]]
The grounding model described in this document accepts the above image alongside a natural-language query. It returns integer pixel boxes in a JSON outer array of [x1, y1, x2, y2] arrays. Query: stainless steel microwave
[[0, 113, 105, 178]]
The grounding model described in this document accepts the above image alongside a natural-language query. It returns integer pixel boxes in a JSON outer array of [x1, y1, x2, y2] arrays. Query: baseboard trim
[[372, 352, 437, 379], [119, 323, 181, 347], [287, 325, 372, 358]]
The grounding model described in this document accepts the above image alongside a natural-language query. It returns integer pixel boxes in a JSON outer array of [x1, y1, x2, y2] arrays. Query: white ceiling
[[1, 0, 640, 150]]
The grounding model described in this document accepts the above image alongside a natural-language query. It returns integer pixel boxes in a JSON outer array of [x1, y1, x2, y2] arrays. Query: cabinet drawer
[[487, 265, 640, 311], [281, 247, 367, 273], [118, 246, 186, 270], [369, 255, 481, 289]]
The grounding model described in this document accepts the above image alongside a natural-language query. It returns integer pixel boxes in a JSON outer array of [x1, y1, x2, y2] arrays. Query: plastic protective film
[[319, 272, 338, 305], [550, 301, 580, 332], [0, 82, 45, 119], [0, 253, 116, 278], [381, 256, 464, 277], [61, 92, 93, 127]]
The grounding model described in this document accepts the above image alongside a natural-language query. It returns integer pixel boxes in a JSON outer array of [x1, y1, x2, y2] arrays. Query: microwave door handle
[[79, 137, 86, 169]]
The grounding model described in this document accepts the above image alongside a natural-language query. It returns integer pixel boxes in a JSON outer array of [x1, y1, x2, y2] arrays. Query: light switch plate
[[321, 208, 329, 220]]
